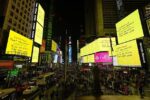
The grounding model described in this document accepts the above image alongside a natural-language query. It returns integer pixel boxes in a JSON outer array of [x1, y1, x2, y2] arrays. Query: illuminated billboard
[[116, 9, 144, 44], [82, 56, 88, 63], [34, 22, 43, 45], [32, 46, 39, 63], [115, 40, 145, 67], [82, 54, 94, 63], [5, 30, 33, 57], [94, 52, 112, 63], [80, 37, 116, 56], [37, 4, 45, 27], [51, 40, 57, 52], [40, 40, 46, 53], [88, 54, 94, 63]]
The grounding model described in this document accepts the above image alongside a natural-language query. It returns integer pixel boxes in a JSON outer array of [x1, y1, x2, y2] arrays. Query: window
[[20, 12, 22, 16], [10, 11, 14, 17], [12, 5, 15, 10], [18, 24, 21, 28], [8, 18, 12, 24], [17, 2, 20, 7], [19, 18, 22, 22], [15, 15, 18, 20], [13, 22, 17, 26], [16, 8, 19, 13], [13, 0, 16, 3]]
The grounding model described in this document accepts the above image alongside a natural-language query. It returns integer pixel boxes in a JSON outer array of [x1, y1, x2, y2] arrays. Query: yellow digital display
[[32, 46, 39, 63], [5, 30, 33, 57], [116, 9, 144, 44], [82, 56, 88, 63], [115, 40, 141, 67], [51, 40, 57, 52], [37, 4, 45, 27], [34, 22, 43, 45], [88, 54, 94, 63], [80, 37, 116, 56], [82, 54, 94, 63]]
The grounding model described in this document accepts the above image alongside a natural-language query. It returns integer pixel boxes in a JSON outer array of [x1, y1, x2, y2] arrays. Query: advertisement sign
[[40, 40, 46, 53], [51, 40, 57, 52], [94, 52, 112, 63], [116, 9, 144, 44], [80, 37, 116, 56], [68, 45, 72, 63], [34, 22, 43, 45], [32, 46, 39, 63], [115, 40, 143, 67], [0, 60, 14, 69], [88, 54, 94, 63], [5, 30, 33, 57], [37, 4, 45, 27]]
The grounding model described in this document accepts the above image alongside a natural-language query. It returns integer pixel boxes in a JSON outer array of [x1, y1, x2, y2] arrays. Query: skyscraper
[[0, 0, 35, 38]]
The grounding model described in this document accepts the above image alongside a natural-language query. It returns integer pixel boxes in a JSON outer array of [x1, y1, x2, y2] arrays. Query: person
[[138, 75, 145, 98]]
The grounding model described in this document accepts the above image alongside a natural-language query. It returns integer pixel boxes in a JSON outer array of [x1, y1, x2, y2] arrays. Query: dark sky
[[53, 0, 85, 37], [52, 0, 85, 61], [40, 0, 85, 61]]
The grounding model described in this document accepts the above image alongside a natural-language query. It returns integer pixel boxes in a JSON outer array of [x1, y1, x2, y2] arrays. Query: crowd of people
[[99, 69, 146, 97]]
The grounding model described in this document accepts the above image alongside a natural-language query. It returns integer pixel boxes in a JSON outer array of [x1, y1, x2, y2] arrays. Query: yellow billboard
[[82, 54, 94, 63], [80, 37, 116, 56], [37, 4, 45, 27], [51, 40, 57, 52], [115, 40, 141, 67], [116, 9, 144, 44], [88, 54, 94, 63], [82, 56, 88, 63], [5, 30, 33, 57], [32, 46, 39, 63], [34, 22, 43, 45]]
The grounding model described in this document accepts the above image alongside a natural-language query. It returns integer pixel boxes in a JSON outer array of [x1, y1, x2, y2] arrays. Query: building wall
[[84, 0, 96, 38], [84, 0, 117, 38], [2, 0, 35, 38]]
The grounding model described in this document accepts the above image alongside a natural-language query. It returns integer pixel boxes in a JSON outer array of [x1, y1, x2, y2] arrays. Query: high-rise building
[[0, 0, 35, 38], [84, 0, 149, 38], [84, 0, 118, 38]]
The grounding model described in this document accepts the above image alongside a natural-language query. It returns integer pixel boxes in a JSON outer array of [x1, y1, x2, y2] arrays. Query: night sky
[[41, 0, 85, 62], [53, 0, 85, 62]]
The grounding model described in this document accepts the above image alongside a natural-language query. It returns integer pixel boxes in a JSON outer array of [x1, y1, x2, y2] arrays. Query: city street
[[77, 95, 150, 100]]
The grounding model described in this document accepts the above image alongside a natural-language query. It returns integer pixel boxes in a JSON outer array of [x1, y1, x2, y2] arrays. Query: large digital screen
[[8, 68, 19, 77], [53, 54, 58, 63], [32, 46, 39, 63], [115, 40, 141, 67], [82, 54, 94, 63], [80, 37, 116, 56], [34, 22, 43, 45], [5, 30, 33, 57], [51, 40, 57, 52], [37, 4, 45, 27], [116, 9, 144, 44], [94, 52, 112, 63], [68, 45, 72, 63]]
